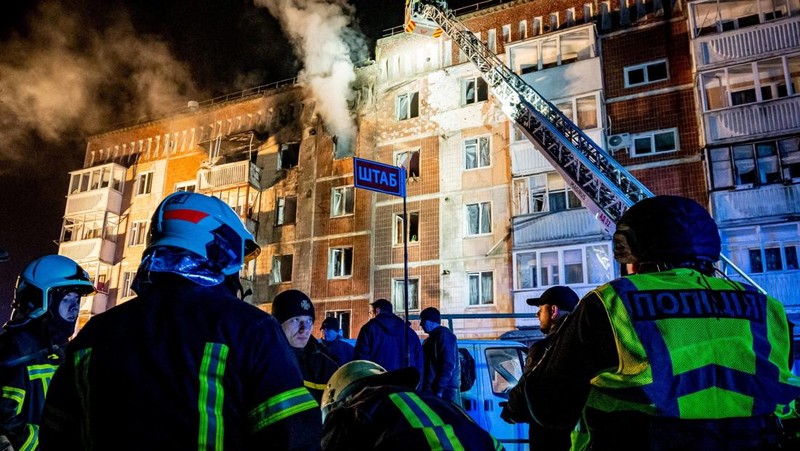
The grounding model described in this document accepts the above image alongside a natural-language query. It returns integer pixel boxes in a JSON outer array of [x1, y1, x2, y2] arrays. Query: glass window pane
[[576, 96, 597, 129], [786, 246, 798, 270], [469, 274, 479, 305], [586, 245, 613, 283], [779, 138, 800, 180], [560, 30, 590, 63], [757, 58, 788, 100], [516, 252, 537, 288], [564, 249, 583, 284], [467, 204, 479, 235], [480, 202, 491, 234], [756, 142, 780, 183], [542, 39, 558, 68], [481, 272, 493, 304], [540, 251, 559, 285], [702, 70, 729, 110], [556, 101, 574, 122], [710, 147, 734, 188], [765, 247, 783, 271], [654, 131, 676, 152], [749, 249, 764, 273], [479, 137, 491, 166], [729, 63, 756, 106], [733, 145, 756, 184]]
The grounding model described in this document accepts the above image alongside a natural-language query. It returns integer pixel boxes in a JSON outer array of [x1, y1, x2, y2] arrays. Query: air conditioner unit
[[607, 133, 631, 152]]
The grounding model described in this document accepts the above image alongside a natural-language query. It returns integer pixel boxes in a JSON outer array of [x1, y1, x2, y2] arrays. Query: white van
[[458, 340, 529, 450]]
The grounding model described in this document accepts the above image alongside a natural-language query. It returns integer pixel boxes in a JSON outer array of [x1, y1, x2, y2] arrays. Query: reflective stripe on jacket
[[587, 268, 800, 419]]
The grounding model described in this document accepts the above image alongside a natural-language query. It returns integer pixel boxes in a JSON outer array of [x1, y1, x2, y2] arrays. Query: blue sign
[[353, 157, 406, 197]]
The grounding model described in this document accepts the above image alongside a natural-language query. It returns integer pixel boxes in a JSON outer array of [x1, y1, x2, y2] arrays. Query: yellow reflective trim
[[2, 386, 25, 415], [303, 380, 327, 391]]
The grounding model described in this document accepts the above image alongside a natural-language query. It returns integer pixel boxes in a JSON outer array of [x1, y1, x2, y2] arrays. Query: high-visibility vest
[[586, 268, 800, 419]]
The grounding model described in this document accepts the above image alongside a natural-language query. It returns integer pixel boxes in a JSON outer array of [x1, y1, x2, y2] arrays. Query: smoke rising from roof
[[254, 0, 368, 150], [0, 1, 199, 175]]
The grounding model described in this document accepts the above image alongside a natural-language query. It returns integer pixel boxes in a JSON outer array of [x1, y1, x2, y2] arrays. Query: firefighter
[[40, 192, 321, 450], [0, 255, 94, 450], [321, 360, 504, 450], [272, 289, 339, 403], [525, 195, 800, 450]]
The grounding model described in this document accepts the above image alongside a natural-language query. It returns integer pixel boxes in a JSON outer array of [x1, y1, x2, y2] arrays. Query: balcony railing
[[512, 208, 607, 246], [197, 160, 261, 190], [703, 96, 800, 143], [65, 188, 123, 215], [694, 16, 800, 69], [59, 238, 116, 265], [710, 183, 800, 224]]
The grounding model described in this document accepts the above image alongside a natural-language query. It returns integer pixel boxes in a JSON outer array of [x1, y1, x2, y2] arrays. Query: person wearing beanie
[[320, 317, 354, 366], [273, 289, 339, 403], [419, 307, 462, 406]]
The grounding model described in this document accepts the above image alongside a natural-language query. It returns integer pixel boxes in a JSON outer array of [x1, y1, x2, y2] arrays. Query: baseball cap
[[321, 316, 340, 331], [526, 286, 579, 312]]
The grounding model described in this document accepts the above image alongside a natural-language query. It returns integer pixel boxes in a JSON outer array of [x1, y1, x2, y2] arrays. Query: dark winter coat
[[354, 312, 423, 376], [40, 278, 321, 451], [294, 338, 339, 403], [421, 325, 461, 394], [322, 385, 504, 450], [321, 337, 354, 367]]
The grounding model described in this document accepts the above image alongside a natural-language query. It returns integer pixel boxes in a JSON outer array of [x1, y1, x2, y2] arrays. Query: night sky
[[0, 0, 477, 323]]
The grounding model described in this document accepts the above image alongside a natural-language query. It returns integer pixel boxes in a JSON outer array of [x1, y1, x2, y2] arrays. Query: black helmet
[[613, 196, 720, 271]]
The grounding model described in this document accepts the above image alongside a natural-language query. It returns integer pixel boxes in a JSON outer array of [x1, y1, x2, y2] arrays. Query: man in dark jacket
[[40, 192, 320, 451], [320, 317, 354, 366], [354, 298, 423, 377], [0, 255, 94, 451], [321, 360, 504, 450], [273, 289, 339, 404], [501, 285, 578, 450], [419, 307, 461, 406]]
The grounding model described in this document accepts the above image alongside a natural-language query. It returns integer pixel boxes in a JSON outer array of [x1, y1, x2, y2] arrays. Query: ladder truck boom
[[406, 0, 764, 292]]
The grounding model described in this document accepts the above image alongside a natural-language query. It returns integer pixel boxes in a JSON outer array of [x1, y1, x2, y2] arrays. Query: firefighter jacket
[[321, 385, 505, 450], [321, 337, 354, 367], [294, 338, 339, 403], [39, 279, 321, 451], [421, 325, 460, 395], [0, 319, 63, 451], [354, 312, 423, 377]]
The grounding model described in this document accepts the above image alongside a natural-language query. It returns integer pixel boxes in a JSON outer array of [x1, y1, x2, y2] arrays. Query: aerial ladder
[[404, 0, 764, 291]]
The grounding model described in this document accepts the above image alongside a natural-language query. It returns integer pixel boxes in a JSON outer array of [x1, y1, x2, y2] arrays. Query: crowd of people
[[1, 192, 799, 450]]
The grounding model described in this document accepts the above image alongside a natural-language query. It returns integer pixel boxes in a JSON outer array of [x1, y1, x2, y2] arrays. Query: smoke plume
[[0, 1, 199, 174], [254, 0, 368, 151]]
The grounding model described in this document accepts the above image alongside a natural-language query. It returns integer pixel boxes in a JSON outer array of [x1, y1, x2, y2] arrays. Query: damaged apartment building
[[58, 0, 800, 338]]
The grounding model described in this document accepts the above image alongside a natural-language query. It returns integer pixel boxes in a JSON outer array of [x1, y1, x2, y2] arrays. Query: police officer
[[525, 195, 800, 450], [273, 289, 339, 404], [321, 360, 504, 450], [320, 317, 354, 367], [40, 192, 321, 450], [0, 255, 94, 450]]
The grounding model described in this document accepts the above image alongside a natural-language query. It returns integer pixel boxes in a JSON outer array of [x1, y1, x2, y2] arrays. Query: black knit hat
[[272, 289, 315, 324], [419, 307, 441, 323]]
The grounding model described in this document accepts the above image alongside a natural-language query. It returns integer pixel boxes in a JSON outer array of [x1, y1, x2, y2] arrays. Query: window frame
[[128, 220, 148, 247], [136, 171, 154, 196], [513, 242, 614, 289], [395, 149, 421, 179], [328, 247, 353, 279], [465, 201, 492, 236], [462, 76, 489, 105], [270, 254, 294, 284], [391, 277, 420, 312], [331, 186, 355, 218], [396, 91, 420, 121], [121, 271, 137, 298], [464, 135, 491, 170], [624, 59, 669, 88], [707, 137, 800, 190], [393, 211, 420, 246], [467, 271, 494, 305], [629, 128, 680, 157], [276, 196, 298, 226]]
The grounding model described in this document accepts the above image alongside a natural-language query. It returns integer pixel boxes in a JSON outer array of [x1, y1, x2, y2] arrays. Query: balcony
[[512, 208, 607, 246], [197, 160, 260, 191], [703, 96, 800, 143], [694, 15, 800, 70], [65, 187, 123, 216], [59, 238, 116, 265], [710, 183, 800, 226]]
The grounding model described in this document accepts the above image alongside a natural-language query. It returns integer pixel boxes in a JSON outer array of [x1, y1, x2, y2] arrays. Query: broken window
[[463, 76, 488, 105], [331, 186, 354, 217], [270, 254, 294, 284], [279, 142, 300, 169], [328, 247, 353, 278], [396, 92, 420, 121], [393, 212, 420, 245], [395, 149, 420, 178], [276, 196, 297, 226]]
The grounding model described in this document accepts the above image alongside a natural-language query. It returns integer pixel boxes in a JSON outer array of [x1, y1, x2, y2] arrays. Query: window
[[502, 24, 511, 43], [331, 186, 354, 217], [549, 12, 560, 31], [532, 17, 543, 36], [624, 60, 669, 88], [128, 220, 148, 246], [276, 196, 297, 225], [324, 311, 352, 338], [487, 29, 497, 53], [701, 56, 796, 111], [175, 181, 196, 193], [466, 202, 491, 235], [395, 149, 420, 178], [328, 247, 353, 278], [690, 0, 794, 35], [708, 137, 799, 189], [444, 40, 452, 66], [270, 254, 293, 284], [279, 142, 300, 169], [514, 243, 613, 289], [122, 271, 136, 298], [485, 347, 525, 395], [509, 28, 592, 74], [464, 136, 491, 169], [462, 76, 488, 105], [393, 212, 420, 245], [468, 271, 494, 305], [396, 92, 419, 121], [136, 171, 153, 196], [391, 278, 420, 311], [513, 173, 582, 215], [554, 94, 599, 130], [630, 128, 679, 157], [721, 223, 799, 276], [518, 20, 528, 39], [69, 165, 124, 195], [61, 212, 119, 243]]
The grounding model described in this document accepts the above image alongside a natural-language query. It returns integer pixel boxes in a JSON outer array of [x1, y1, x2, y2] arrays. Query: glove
[[499, 402, 516, 424]]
